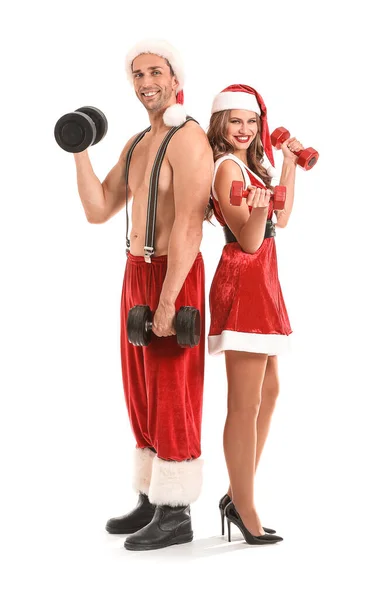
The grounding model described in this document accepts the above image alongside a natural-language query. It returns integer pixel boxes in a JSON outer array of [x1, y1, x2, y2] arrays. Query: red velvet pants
[[120, 252, 205, 461]]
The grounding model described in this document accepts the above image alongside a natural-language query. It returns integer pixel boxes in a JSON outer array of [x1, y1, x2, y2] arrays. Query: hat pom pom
[[163, 103, 187, 127]]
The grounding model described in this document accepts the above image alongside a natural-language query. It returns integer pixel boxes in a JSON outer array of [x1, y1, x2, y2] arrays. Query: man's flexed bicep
[[168, 123, 213, 229]]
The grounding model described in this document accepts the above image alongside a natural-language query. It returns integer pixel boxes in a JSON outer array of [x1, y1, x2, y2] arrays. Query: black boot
[[124, 504, 193, 551], [105, 493, 156, 534]]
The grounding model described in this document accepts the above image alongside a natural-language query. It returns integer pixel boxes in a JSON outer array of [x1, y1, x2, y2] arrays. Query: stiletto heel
[[219, 493, 231, 536], [219, 493, 277, 535], [224, 502, 283, 545], [227, 518, 231, 542]]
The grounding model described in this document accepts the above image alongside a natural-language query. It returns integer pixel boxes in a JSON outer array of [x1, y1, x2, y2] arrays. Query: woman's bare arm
[[274, 137, 303, 228], [215, 160, 270, 254]]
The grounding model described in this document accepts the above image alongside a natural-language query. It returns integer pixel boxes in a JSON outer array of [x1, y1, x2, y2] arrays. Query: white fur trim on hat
[[125, 39, 184, 91], [132, 447, 155, 495], [163, 103, 187, 127], [148, 456, 203, 506], [212, 91, 261, 115]]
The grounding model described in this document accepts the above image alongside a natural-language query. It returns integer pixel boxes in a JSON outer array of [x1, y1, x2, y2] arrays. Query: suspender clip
[[144, 246, 154, 263]]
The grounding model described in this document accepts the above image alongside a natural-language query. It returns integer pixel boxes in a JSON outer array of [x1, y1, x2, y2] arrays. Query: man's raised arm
[[74, 135, 136, 224]]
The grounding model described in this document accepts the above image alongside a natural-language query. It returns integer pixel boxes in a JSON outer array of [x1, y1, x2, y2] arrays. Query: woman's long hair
[[204, 110, 273, 222]]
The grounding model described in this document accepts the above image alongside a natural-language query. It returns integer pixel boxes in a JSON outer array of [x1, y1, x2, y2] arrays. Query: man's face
[[132, 54, 178, 113]]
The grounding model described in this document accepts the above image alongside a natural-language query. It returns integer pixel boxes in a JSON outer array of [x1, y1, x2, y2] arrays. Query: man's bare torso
[[127, 127, 180, 257]]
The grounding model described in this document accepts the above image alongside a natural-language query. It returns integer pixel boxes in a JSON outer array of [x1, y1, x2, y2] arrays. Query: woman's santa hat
[[212, 84, 276, 175], [125, 39, 186, 127]]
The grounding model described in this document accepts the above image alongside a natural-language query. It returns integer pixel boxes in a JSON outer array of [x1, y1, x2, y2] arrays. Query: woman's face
[[226, 110, 258, 151]]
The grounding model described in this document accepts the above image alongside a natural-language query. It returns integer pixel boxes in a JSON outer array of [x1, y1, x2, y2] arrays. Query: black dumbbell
[[54, 106, 108, 153], [127, 305, 201, 348]]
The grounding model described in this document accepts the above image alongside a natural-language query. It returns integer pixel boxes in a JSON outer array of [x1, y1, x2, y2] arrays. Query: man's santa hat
[[125, 39, 186, 127], [211, 84, 276, 176]]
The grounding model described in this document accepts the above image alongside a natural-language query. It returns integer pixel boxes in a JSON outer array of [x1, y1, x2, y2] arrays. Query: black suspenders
[[125, 116, 198, 262], [124, 126, 151, 254]]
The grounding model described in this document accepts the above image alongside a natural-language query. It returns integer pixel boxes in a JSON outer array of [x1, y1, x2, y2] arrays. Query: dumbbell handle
[[144, 316, 176, 333], [230, 181, 286, 210], [232, 185, 285, 199]]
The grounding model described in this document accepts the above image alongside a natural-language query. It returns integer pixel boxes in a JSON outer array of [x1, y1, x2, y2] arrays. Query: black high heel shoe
[[219, 494, 276, 535], [225, 502, 283, 545]]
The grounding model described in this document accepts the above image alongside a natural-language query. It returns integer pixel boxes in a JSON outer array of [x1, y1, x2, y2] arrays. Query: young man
[[73, 40, 213, 551]]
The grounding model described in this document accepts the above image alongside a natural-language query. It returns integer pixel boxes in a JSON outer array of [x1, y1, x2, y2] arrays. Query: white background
[[1, 0, 384, 598]]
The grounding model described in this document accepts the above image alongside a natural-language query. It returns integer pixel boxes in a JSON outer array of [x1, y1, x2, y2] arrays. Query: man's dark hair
[[164, 58, 175, 78], [131, 55, 175, 78]]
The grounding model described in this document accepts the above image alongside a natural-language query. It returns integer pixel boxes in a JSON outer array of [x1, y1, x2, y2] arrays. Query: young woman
[[207, 84, 303, 545]]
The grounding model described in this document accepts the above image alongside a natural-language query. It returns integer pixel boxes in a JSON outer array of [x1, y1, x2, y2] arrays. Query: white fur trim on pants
[[149, 456, 203, 506], [132, 447, 155, 495]]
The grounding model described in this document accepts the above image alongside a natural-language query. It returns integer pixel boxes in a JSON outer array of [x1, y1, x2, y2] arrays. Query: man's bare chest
[[128, 135, 173, 197]]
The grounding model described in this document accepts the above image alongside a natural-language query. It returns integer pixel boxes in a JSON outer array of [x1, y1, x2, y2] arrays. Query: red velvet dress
[[208, 155, 292, 356]]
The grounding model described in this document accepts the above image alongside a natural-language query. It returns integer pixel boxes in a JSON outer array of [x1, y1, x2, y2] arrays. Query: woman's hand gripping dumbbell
[[270, 127, 319, 170], [230, 181, 286, 210]]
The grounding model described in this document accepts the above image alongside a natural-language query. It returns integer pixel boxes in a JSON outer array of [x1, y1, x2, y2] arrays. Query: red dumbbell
[[270, 127, 319, 171], [230, 181, 286, 210]]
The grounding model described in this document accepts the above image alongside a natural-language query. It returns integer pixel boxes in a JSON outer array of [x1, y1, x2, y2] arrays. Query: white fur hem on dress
[[208, 330, 291, 356]]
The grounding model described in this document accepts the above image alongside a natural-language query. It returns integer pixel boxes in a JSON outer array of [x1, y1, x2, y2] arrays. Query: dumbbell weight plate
[[76, 106, 108, 146], [176, 306, 201, 348], [54, 111, 96, 153], [127, 305, 152, 346], [270, 127, 290, 149], [297, 147, 319, 170], [230, 181, 244, 206]]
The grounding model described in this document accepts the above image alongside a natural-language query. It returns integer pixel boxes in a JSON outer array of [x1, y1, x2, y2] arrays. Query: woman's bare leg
[[223, 350, 268, 535], [225, 356, 279, 497], [255, 355, 280, 470]]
